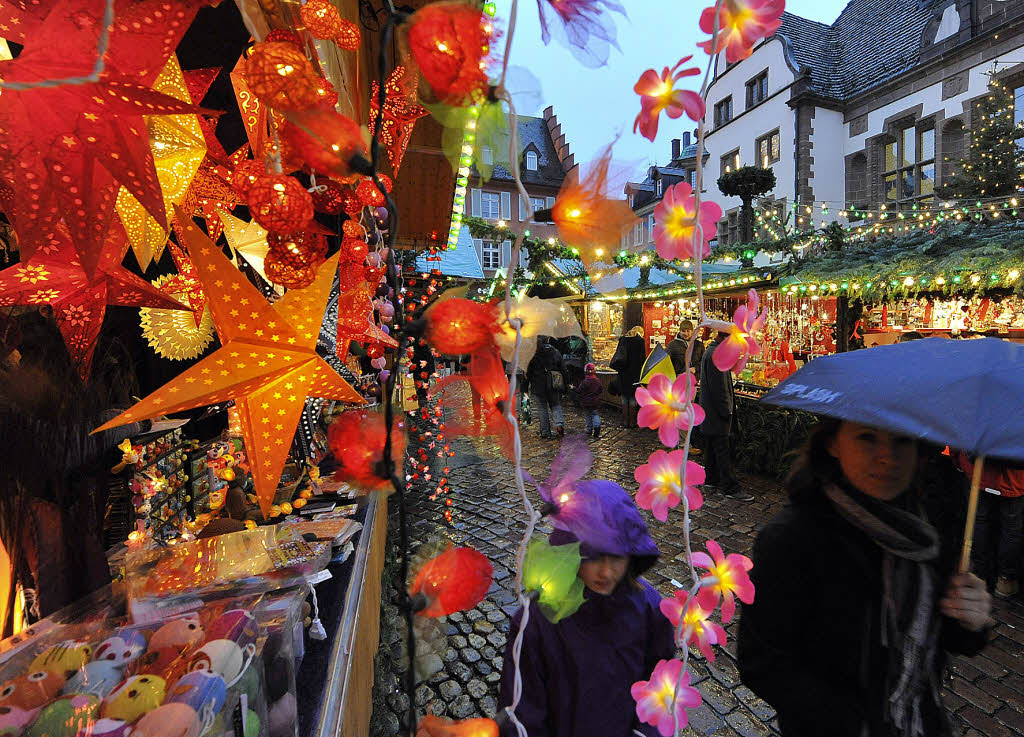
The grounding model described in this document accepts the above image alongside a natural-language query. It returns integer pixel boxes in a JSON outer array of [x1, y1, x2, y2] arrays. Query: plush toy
[[93, 631, 147, 670], [62, 661, 123, 699], [165, 671, 226, 718], [76, 718, 131, 737], [131, 704, 201, 737], [99, 675, 166, 723], [0, 704, 38, 737], [26, 695, 99, 737], [0, 671, 65, 712], [30, 643, 93, 680], [186, 641, 252, 686], [205, 612, 258, 651], [267, 693, 296, 737]]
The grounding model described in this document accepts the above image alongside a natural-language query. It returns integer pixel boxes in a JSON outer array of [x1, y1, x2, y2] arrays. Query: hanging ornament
[[368, 66, 429, 175], [244, 42, 324, 112], [280, 110, 372, 180], [246, 174, 314, 233], [424, 297, 500, 356], [265, 29, 303, 47], [356, 178, 386, 208], [140, 275, 215, 360], [410, 546, 493, 617], [521, 536, 585, 623], [327, 409, 406, 492], [342, 190, 363, 215], [341, 220, 364, 238], [231, 160, 269, 196], [334, 19, 362, 52], [311, 180, 348, 214], [300, 0, 346, 39]]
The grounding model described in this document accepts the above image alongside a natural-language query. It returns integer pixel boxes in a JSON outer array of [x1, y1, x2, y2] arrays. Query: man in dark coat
[[526, 336, 565, 438], [667, 320, 704, 380], [699, 332, 752, 501], [609, 328, 646, 428]]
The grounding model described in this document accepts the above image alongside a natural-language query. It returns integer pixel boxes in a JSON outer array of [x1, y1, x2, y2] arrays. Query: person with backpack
[[577, 362, 603, 438], [526, 336, 565, 438]]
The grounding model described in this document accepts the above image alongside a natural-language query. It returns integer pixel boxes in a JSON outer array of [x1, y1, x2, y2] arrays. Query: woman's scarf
[[824, 483, 942, 737]]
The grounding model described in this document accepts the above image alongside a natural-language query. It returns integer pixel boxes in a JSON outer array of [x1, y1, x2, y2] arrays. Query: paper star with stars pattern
[[94, 208, 365, 517], [336, 261, 398, 360]]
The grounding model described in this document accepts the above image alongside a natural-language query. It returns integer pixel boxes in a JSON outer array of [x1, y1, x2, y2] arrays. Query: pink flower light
[[636, 373, 705, 448], [632, 57, 704, 142], [652, 182, 722, 261], [713, 288, 767, 373], [660, 592, 728, 662], [536, 0, 627, 69], [631, 659, 702, 736], [698, 0, 786, 64], [692, 539, 754, 623], [634, 449, 705, 522]]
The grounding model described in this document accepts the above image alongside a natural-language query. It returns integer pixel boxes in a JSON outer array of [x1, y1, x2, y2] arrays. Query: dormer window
[[656, 178, 663, 197], [525, 151, 538, 171], [628, 193, 635, 208]]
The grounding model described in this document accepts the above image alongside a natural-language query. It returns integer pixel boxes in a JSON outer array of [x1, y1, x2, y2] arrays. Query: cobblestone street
[[373, 402, 1024, 737]]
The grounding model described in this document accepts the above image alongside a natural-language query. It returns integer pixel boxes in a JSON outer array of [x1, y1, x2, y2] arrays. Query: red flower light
[[425, 298, 500, 356], [633, 57, 704, 142], [327, 409, 407, 492], [280, 110, 371, 180], [417, 716, 498, 737], [404, 1, 494, 106], [698, 0, 785, 64], [434, 348, 515, 458], [246, 174, 314, 233], [410, 546, 493, 617]]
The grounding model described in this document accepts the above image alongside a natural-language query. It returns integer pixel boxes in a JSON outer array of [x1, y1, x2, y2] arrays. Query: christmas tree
[[941, 70, 1024, 201]]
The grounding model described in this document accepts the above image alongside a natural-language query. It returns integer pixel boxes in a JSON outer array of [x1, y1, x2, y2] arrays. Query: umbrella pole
[[959, 455, 986, 574]]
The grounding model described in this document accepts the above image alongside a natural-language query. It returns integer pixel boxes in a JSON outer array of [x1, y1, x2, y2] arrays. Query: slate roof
[[776, 0, 936, 101], [473, 115, 567, 189]]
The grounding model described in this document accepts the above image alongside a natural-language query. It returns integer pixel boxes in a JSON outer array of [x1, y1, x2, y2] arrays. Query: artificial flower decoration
[[659, 592, 728, 662], [632, 57, 704, 142], [630, 659, 702, 736], [713, 289, 767, 373], [546, 142, 637, 262], [698, 0, 786, 63], [403, 1, 494, 106], [409, 545, 493, 617], [416, 715, 499, 737], [494, 295, 583, 367], [522, 536, 585, 623], [692, 539, 755, 623], [635, 373, 705, 448], [327, 408, 407, 492], [535, 0, 627, 68], [634, 450, 705, 522], [433, 348, 516, 458], [280, 110, 372, 180], [652, 182, 722, 260], [425, 297, 500, 356]]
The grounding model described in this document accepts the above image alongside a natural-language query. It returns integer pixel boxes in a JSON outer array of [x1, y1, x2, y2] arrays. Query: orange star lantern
[[94, 209, 365, 517]]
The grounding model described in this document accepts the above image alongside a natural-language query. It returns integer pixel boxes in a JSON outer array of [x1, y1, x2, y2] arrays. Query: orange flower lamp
[[417, 715, 498, 737], [425, 298, 500, 356], [410, 546, 493, 617], [404, 1, 494, 106], [327, 409, 407, 492], [280, 110, 372, 180]]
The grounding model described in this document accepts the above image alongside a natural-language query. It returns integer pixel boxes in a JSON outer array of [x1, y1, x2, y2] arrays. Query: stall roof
[[415, 225, 484, 279]]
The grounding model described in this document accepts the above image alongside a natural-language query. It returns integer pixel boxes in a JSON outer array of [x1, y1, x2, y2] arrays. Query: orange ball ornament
[[231, 160, 268, 196], [267, 231, 327, 268], [311, 179, 348, 214], [327, 409, 406, 492], [265, 251, 317, 289], [246, 174, 313, 233], [280, 502, 293, 515], [342, 220, 363, 238], [425, 298, 500, 356], [245, 42, 323, 112], [334, 19, 361, 52], [300, 0, 344, 40], [339, 237, 368, 263]]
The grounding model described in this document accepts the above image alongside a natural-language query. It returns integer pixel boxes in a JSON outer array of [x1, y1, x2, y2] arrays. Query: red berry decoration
[[300, 0, 345, 40], [246, 174, 314, 233], [335, 19, 362, 51], [311, 179, 347, 214], [356, 178, 385, 207]]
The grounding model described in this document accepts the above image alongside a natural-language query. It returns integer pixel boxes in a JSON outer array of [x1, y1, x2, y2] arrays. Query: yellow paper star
[[95, 208, 365, 517], [218, 209, 281, 293]]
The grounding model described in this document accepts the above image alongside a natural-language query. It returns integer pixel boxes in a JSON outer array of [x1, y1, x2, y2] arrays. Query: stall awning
[[415, 225, 484, 279]]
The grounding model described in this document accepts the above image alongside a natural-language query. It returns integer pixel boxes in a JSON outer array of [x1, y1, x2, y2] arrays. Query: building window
[[728, 211, 739, 243], [882, 125, 935, 206], [1016, 85, 1024, 131], [714, 96, 733, 127], [648, 214, 656, 240], [529, 196, 546, 213], [481, 146, 494, 166], [525, 151, 538, 170], [721, 149, 740, 176], [689, 169, 696, 187], [746, 70, 769, 108], [480, 191, 501, 219], [656, 178, 663, 196], [628, 193, 634, 208], [634, 222, 642, 245], [755, 130, 781, 166], [481, 240, 500, 269]]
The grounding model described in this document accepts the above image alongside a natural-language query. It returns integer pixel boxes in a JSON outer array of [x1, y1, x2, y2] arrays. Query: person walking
[[738, 419, 993, 737], [699, 332, 752, 501], [609, 326, 645, 428], [526, 336, 565, 438], [957, 453, 1023, 598], [667, 320, 704, 380], [577, 362, 603, 438]]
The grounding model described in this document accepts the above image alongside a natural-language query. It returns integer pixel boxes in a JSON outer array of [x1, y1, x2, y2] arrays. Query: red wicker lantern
[[266, 231, 327, 268], [231, 160, 268, 196], [341, 220, 363, 238], [404, 1, 492, 106], [246, 174, 314, 233], [339, 236, 368, 263], [425, 297, 499, 356], [265, 29, 303, 47], [300, 0, 344, 40], [311, 179, 347, 214], [410, 546, 493, 617], [264, 251, 317, 289], [245, 42, 324, 112], [315, 77, 339, 110], [356, 178, 385, 207], [334, 19, 362, 52], [279, 110, 370, 180], [342, 190, 362, 215]]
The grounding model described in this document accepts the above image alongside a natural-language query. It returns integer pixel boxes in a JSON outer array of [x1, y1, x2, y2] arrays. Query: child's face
[[579, 555, 628, 595]]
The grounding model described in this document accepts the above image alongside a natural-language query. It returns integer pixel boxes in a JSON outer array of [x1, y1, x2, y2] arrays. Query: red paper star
[[164, 241, 207, 328], [183, 66, 229, 164], [368, 65, 429, 175], [336, 261, 398, 360], [0, 222, 187, 380], [0, 0, 212, 279], [177, 145, 249, 243]]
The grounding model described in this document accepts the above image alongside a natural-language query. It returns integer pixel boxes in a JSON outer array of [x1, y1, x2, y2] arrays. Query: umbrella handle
[[959, 455, 986, 574]]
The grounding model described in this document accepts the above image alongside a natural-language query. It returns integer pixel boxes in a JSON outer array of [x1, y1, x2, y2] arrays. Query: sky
[[496, 0, 851, 170]]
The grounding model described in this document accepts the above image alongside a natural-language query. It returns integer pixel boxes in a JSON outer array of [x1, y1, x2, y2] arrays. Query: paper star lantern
[[230, 54, 269, 157], [140, 274, 215, 360], [94, 209, 365, 517], [368, 66, 428, 175], [182, 67, 228, 164], [336, 262, 397, 360], [115, 56, 209, 269], [218, 209, 278, 291], [178, 146, 249, 243], [164, 241, 207, 328], [0, 222, 187, 380], [0, 0, 210, 280]]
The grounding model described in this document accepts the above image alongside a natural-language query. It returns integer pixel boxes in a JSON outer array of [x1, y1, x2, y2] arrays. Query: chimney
[[671, 138, 681, 160], [682, 131, 691, 148]]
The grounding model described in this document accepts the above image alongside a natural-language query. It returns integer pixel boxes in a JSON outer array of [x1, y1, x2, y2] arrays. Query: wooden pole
[[959, 455, 986, 573]]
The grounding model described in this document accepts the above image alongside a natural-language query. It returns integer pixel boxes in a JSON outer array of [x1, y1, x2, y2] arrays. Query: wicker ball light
[[335, 19, 362, 51], [231, 160, 268, 196], [265, 252, 317, 290], [300, 0, 344, 40], [265, 29, 303, 47], [356, 178, 385, 208], [245, 42, 324, 112], [341, 220, 363, 238], [246, 174, 314, 233], [339, 236, 368, 263], [311, 179, 348, 214]]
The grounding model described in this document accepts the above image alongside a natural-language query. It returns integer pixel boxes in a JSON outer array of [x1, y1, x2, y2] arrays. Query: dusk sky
[[497, 0, 851, 169]]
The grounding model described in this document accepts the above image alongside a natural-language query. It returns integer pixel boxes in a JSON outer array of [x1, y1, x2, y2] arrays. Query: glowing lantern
[[264, 255, 316, 290], [280, 110, 371, 180], [404, 1, 493, 106], [266, 231, 327, 269], [300, 0, 346, 40], [246, 174, 314, 233], [335, 19, 362, 52], [341, 220, 364, 238], [327, 410, 407, 492], [410, 546, 493, 617], [522, 536, 584, 623], [339, 237, 369, 263], [356, 178, 385, 207], [231, 160, 268, 196], [311, 180, 348, 214], [425, 298, 500, 356], [244, 42, 323, 112]]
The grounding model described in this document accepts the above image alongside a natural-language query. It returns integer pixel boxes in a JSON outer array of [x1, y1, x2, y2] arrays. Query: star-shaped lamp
[[94, 208, 365, 517], [0, 222, 187, 380], [336, 261, 398, 360], [369, 65, 428, 175]]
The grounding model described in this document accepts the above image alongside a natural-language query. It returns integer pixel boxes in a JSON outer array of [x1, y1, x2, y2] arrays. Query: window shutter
[[502, 239, 512, 267], [545, 196, 556, 209], [471, 189, 482, 217], [500, 192, 511, 219]]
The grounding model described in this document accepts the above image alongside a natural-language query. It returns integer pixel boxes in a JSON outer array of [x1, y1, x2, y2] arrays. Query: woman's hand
[[940, 573, 993, 632]]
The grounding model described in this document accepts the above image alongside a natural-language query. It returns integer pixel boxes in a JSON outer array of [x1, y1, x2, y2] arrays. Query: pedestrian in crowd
[[564, 333, 591, 389], [667, 319, 704, 380], [457, 353, 482, 423], [526, 336, 565, 438], [498, 481, 675, 737], [577, 362, 603, 438], [609, 326, 645, 428], [738, 419, 993, 737], [699, 332, 753, 501], [898, 331, 925, 343], [957, 453, 1023, 598]]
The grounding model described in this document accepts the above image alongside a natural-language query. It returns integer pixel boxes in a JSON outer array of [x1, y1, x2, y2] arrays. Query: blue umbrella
[[760, 336, 1024, 570]]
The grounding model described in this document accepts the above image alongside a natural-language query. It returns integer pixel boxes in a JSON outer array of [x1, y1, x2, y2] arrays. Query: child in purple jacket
[[577, 362, 603, 438]]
